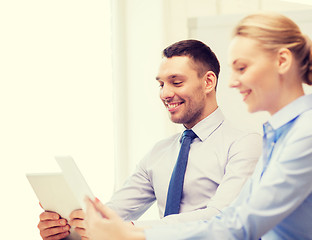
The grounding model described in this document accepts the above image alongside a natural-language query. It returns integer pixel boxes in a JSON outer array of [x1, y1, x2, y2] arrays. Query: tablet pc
[[26, 156, 94, 240], [27, 172, 81, 220]]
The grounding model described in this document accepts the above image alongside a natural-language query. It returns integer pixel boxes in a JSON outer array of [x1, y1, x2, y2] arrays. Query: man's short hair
[[162, 39, 220, 82]]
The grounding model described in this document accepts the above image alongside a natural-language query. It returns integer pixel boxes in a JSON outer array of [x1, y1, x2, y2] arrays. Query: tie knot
[[181, 129, 197, 142]]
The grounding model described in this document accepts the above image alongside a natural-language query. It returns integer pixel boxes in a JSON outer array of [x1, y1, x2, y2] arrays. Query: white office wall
[[0, 1, 113, 239], [113, 0, 183, 188], [164, 0, 312, 43]]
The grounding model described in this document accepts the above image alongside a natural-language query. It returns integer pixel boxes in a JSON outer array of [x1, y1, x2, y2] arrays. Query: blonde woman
[[84, 12, 312, 240]]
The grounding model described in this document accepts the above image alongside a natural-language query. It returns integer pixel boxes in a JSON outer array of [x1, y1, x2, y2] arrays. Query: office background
[[1, 0, 312, 239]]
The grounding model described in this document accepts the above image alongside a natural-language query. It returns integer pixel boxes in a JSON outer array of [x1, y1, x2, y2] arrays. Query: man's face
[[156, 56, 209, 129]]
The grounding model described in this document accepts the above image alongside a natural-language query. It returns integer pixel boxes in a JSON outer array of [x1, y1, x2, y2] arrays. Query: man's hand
[[69, 209, 88, 239], [38, 211, 70, 240]]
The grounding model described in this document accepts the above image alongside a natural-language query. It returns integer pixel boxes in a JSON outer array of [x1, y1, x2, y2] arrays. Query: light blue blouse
[[145, 94, 312, 239]]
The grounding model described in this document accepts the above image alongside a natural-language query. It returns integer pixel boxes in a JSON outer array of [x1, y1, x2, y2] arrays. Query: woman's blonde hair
[[232, 12, 312, 85]]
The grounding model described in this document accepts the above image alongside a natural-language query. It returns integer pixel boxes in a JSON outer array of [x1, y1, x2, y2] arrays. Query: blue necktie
[[164, 129, 197, 216]]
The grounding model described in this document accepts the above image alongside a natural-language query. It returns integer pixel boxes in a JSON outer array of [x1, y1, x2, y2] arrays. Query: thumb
[[93, 198, 121, 221], [84, 197, 100, 221]]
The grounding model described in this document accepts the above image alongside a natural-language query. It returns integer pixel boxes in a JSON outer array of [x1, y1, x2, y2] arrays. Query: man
[[38, 40, 261, 240]]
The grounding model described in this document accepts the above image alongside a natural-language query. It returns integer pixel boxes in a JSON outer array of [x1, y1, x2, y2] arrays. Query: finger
[[84, 197, 99, 222], [69, 209, 85, 220], [93, 198, 121, 221], [42, 231, 70, 240], [40, 225, 70, 239], [40, 211, 60, 221], [38, 218, 68, 231], [73, 227, 87, 238], [69, 218, 85, 229]]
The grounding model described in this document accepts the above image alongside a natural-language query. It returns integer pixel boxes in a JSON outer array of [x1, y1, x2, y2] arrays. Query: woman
[[84, 12, 312, 239]]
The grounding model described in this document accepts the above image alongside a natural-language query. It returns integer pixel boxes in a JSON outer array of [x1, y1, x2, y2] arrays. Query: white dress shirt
[[106, 108, 262, 224]]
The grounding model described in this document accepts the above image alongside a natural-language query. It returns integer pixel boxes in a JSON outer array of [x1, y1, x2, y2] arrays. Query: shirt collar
[[267, 94, 312, 131], [183, 107, 224, 142]]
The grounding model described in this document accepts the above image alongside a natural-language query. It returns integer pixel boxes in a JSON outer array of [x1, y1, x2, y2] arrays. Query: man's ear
[[277, 48, 293, 74], [203, 71, 217, 93]]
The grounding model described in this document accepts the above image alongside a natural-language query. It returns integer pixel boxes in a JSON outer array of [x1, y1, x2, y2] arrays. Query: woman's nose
[[228, 74, 240, 89]]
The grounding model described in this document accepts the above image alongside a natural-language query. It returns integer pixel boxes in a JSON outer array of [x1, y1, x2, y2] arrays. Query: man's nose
[[160, 85, 174, 100]]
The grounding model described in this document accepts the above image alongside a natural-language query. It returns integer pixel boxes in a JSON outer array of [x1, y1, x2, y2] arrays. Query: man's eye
[[173, 82, 182, 86]]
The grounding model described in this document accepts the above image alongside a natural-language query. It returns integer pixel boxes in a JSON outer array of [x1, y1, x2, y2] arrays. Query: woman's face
[[228, 36, 283, 115]]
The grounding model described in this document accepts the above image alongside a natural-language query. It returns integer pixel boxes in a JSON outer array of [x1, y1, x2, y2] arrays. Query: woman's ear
[[277, 47, 293, 74], [203, 71, 217, 93]]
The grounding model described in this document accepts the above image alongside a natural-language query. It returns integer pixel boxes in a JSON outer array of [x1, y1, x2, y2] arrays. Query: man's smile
[[165, 101, 183, 112]]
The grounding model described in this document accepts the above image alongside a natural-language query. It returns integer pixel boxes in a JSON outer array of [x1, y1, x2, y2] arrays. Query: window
[[0, 1, 113, 239]]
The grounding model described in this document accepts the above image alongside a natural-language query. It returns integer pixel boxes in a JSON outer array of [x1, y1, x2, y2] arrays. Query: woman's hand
[[84, 197, 146, 240]]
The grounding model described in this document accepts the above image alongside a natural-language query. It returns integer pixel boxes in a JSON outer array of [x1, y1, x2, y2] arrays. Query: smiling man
[[156, 51, 218, 129], [38, 40, 261, 240]]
